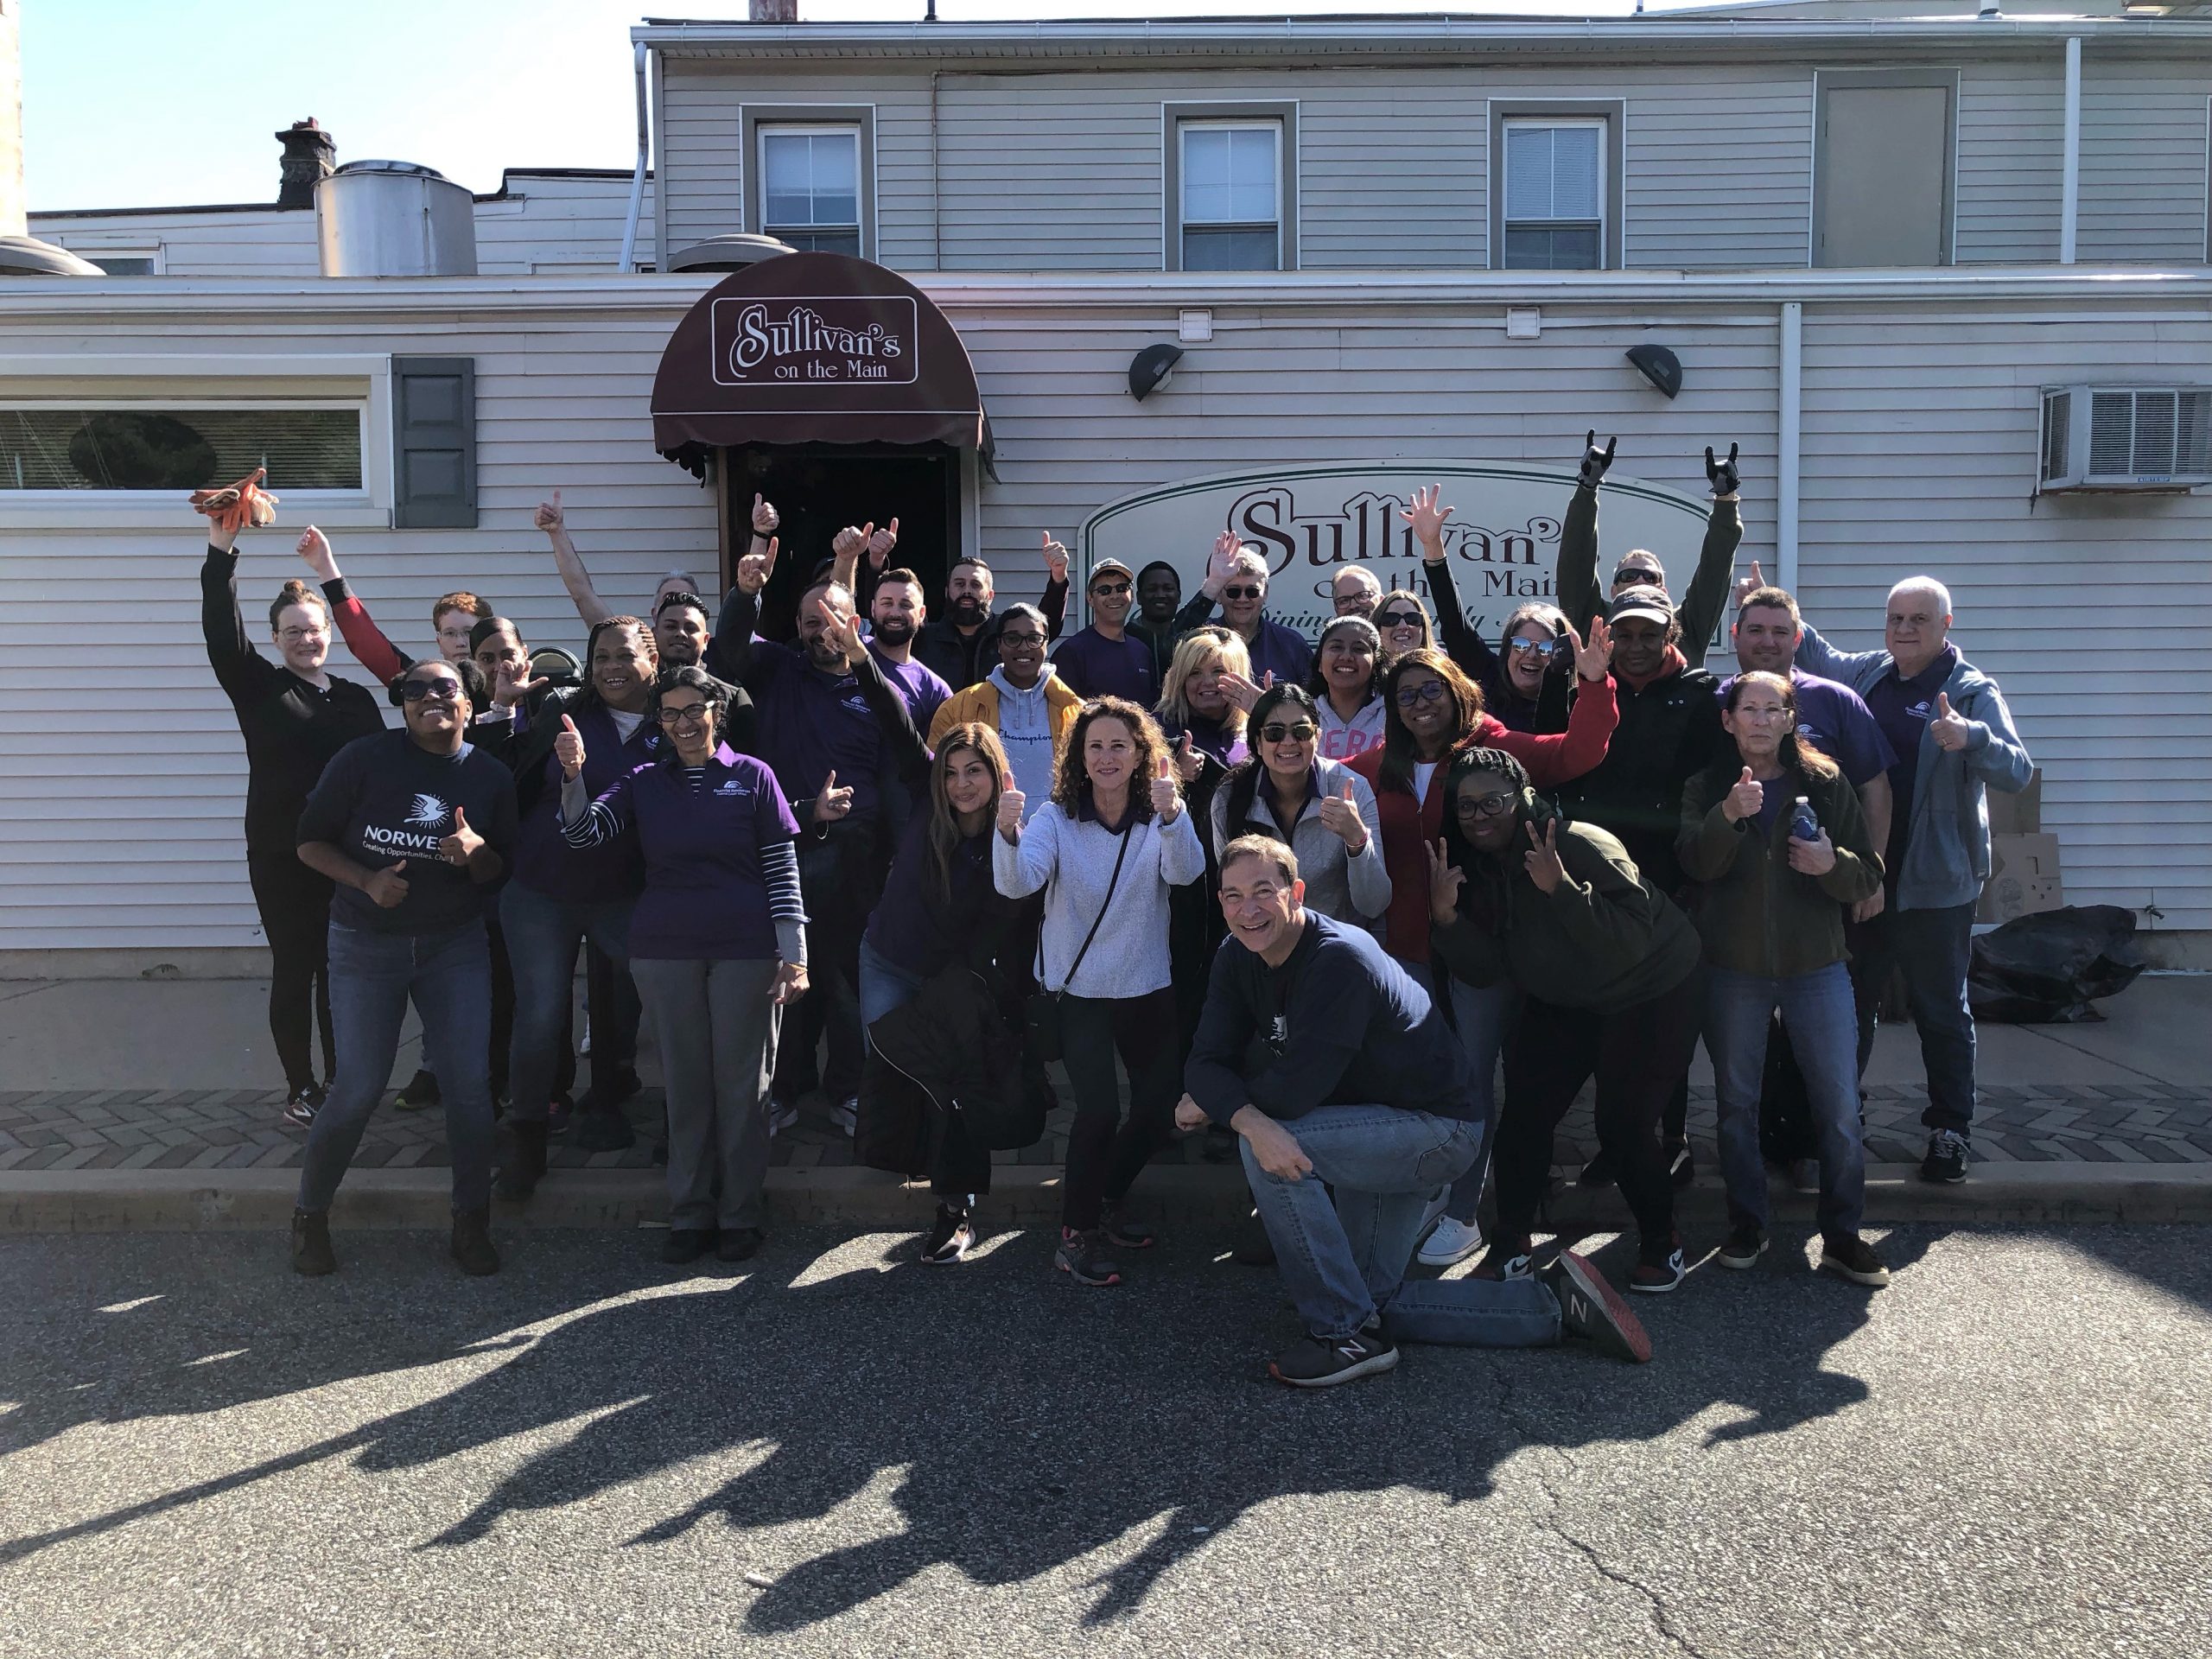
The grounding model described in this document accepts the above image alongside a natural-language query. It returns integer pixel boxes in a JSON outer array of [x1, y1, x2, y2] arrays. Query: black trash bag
[[1967, 904, 2148, 1024]]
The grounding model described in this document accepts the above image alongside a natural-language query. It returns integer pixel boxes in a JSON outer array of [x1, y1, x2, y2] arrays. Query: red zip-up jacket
[[1351, 675, 1618, 963]]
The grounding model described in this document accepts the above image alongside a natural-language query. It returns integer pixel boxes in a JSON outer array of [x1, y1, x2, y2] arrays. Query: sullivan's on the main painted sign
[[710, 296, 918, 386]]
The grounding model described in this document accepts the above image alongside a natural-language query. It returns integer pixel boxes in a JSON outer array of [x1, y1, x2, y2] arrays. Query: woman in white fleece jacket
[[994, 695, 1206, 1287]]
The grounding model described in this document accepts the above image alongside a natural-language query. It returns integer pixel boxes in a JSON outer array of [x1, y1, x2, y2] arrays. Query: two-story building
[[2, 0, 2208, 968]]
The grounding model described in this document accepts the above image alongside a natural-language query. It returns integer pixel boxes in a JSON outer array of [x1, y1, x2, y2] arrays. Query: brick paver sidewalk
[[3, 1082, 2206, 1177]]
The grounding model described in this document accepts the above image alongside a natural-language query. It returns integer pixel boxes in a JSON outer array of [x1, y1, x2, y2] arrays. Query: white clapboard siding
[[1956, 60, 2066, 264], [2077, 61, 2212, 264]]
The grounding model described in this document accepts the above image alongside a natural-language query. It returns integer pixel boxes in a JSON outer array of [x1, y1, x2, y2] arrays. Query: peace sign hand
[[1569, 616, 1613, 682], [1706, 442, 1741, 497], [1317, 781, 1367, 851], [1150, 755, 1182, 823], [1426, 837, 1465, 925], [815, 596, 868, 670], [1579, 430, 1618, 487], [814, 769, 854, 826], [1399, 484, 1455, 557], [1523, 819, 1567, 894], [1929, 692, 1973, 753], [735, 535, 779, 597]]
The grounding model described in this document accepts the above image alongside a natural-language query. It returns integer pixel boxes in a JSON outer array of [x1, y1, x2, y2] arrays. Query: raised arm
[[198, 534, 274, 708], [536, 491, 612, 629], [1674, 444, 1745, 670], [711, 536, 783, 689], [1039, 534, 1071, 640], [817, 596, 928, 787], [1554, 432, 1615, 637], [296, 525, 410, 683], [1508, 626, 1618, 789], [1402, 485, 1501, 691], [1171, 531, 1245, 636]]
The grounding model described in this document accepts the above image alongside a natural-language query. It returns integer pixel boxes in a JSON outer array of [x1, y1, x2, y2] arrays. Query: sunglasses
[[399, 679, 461, 702], [1393, 679, 1451, 709], [1260, 721, 1319, 745], [1090, 582, 1131, 599], [1508, 637, 1565, 658], [657, 703, 711, 727], [1375, 609, 1425, 630], [1221, 585, 1265, 601], [1453, 788, 1518, 821]]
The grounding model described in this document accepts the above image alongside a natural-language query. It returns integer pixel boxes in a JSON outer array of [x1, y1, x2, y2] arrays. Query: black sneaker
[[1098, 1201, 1156, 1251], [1055, 1227, 1122, 1287], [497, 1121, 548, 1201], [1269, 1319, 1401, 1389], [1715, 1224, 1769, 1271], [1629, 1244, 1686, 1295], [290, 1208, 335, 1277], [449, 1207, 500, 1276], [578, 1069, 642, 1115], [716, 1226, 766, 1263], [662, 1228, 715, 1266], [1471, 1236, 1535, 1281], [1920, 1129, 1969, 1185], [1665, 1140, 1694, 1188], [572, 1107, 637, 1153], [920, 1203, 975, 1264], [1547, 1250, 1653, 1364], [394, 1069, 440, 1112], [281, 1083, 324, 1130], [1819, 1232, 1892, 1287], [1577, 1148, 1617, 1187]]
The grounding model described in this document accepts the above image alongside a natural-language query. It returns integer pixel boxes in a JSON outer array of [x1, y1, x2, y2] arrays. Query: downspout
[[931, 70, 943, 270], [1777, 302, 1802, 593], [620, 41, 651, 273], [2060, 35, 2082, 264]]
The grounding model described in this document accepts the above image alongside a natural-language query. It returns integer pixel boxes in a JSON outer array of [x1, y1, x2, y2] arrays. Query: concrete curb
[[4, 1162, 2211, 1234]]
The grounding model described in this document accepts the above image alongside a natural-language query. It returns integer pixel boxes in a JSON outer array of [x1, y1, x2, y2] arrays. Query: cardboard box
[[1986, 768, 2043, 836], [1978, 832, 2063, 925]]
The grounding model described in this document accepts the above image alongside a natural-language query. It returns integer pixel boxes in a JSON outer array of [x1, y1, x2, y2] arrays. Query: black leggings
[[247, 847, 336, 1095], [1058, 987, 1180, 1230]]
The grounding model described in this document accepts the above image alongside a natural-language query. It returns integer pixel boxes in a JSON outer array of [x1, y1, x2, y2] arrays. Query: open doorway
[[721, 442, 962, 641]]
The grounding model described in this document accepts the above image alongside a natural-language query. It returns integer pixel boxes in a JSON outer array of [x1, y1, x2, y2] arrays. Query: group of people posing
[[194, 432, 2031, 1388]]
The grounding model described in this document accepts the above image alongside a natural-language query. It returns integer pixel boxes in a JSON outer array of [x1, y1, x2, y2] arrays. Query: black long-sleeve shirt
[[912, 579, 1070, 691], [200, 544, 385, 854]]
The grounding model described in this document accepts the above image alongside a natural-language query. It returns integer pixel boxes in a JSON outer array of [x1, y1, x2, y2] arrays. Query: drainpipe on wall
[[931, 71, 943, 270], [2060, 36, 2082, 265], [1777, 302, 1802, 594], [620, 41, 651, 273]]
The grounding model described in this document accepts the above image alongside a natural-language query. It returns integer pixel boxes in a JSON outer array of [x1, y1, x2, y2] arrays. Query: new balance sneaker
[[394, 1068, 440, 1112], [1098, 1201, 1156, 1251], [828, 1096, 858, 1137], [1547, 1251, 1653, 1364], [1054, 1227, 1122, 1287], [1269, 1318, 1401, 1389], [1417, 1216, 1485, 1268], [1665, 1140, 1694, 1189], [281, 1083, 324, 1130], [1630, 1242, 1687, 1295], [1471, 1236, 1535, 1281], [1920, 1129, 1969, 1185], [920, 1203, 975, 1264], [766, 1096, 800, 1138], [1819, 1232, 1892, 1287], [1714, 1224, 1769, 1270]]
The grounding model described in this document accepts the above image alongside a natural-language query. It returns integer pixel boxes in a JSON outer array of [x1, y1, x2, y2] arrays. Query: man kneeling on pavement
[[1177, 833, 1652, 1388]]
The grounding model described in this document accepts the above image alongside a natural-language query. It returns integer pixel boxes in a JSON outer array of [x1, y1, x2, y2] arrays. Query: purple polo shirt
[[1863, 643, 1958, 880], [869, 643, 951, 738], [1052, 625, 1159, 707], [745, 639, 893, 823], [588, 745, 799, 960], [1716, 668, 1897, 789], [512, 702, 659, 904]]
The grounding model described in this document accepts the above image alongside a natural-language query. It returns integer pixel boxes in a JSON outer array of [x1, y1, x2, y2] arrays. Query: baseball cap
[[1088, 557, 1135, 588], [1608, 585, 1675, 627]]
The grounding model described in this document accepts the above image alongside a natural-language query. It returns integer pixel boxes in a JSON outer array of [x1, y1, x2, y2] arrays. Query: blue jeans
[[499, 880, 633, 1124], [1419, 965, 1513, 1225], [1851, 900, 1978, 1134], [1243, 1104, 1560, 1346], [1707, 962, 1866, 1238], [299, 918, 497, 1214], [857, 935, 927, 1041]]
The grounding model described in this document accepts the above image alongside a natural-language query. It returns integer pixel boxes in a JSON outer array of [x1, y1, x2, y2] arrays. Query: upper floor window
[[1165, 103, 1299, 273], [86, 251, 161, 276], [1502, 118, 1606, 270], [758, 124, 862, 256]]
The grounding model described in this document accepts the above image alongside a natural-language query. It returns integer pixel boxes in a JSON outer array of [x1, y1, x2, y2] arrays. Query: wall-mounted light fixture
[[1128, 342, 1185, 403], [1625, 343, 1683, 399]]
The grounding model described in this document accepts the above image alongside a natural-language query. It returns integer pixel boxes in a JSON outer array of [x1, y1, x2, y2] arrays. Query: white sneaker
[[767, 1097, 799, 1137], [1418, 1215, 1485, 1268], [829, 1096, 858, 1137], [1417, 1185, 1448, 1237]]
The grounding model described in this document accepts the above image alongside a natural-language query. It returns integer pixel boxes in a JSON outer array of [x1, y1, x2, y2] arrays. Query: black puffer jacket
[[861, 965, 1046, 1176]]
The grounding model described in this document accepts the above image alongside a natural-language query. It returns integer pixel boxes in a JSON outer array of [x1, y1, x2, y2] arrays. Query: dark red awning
[[650, 253, 988, 458]]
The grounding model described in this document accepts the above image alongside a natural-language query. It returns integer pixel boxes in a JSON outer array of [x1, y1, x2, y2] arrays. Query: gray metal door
[[1815, 80, 1955, 268]]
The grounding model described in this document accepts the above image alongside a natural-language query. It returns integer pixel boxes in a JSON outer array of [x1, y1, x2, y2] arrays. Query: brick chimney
[[749, 0, 799, 20], [276, 118, 336, 209]]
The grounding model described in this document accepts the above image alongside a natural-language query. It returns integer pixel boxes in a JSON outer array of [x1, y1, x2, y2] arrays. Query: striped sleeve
[[560, 769, 636, 849], [761, 836, 807, 965]]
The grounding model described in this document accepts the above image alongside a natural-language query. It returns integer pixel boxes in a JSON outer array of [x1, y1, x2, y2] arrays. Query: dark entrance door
[[721, 442, 961, 641]]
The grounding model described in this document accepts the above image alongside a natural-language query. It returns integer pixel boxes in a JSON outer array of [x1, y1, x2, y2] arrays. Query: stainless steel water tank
[[315, 160, 477, 277]]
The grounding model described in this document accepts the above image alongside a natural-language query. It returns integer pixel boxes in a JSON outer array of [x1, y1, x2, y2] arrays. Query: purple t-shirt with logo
[[869, 644, 952, 738], [297, 731, 518, 937], [587, 747, 800, 960], [512, 702, 659, 905], [1716, 669, 1897, 788]]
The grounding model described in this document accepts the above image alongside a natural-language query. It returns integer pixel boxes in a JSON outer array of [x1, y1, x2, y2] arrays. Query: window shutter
[[391, 356, 476, 529]]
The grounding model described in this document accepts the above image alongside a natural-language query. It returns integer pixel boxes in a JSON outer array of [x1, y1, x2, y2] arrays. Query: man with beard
[[818, 513, 952, 736], [915, 544, 1070, 691], [1050, 554, 1158, 706]]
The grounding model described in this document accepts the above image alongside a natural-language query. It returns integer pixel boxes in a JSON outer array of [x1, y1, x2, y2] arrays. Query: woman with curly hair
[[993, 696, 1207, 1287]]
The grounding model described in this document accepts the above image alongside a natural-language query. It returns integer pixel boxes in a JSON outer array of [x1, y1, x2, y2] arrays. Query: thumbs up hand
[[363, 861, 410, 909], [1732, 558, 1767, 613], [814, 768, 854, 826], [995, 769, 1026, 839], [1724, 765, 1765, 824], [440, 807, 485, 868], [533, 490, 565, 536], [555, 713, 586, 781], [1150, 753, 1182, 823], [1171, 729, 1203, 785], [1929, 691, 1973, 753], [750, 493, 779, 537], [1318, 779, 1367, 850], [1039, 531, 1070, 586], [867, 517, 899, 569]]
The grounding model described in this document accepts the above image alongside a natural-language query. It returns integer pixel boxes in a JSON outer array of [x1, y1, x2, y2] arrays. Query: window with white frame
[[1502, 118, 1607, 270], [83, 249, 162, 276], [759, 125, 862, 256], [1179, 122, 1283, 272], [0, 405, 364, 493]]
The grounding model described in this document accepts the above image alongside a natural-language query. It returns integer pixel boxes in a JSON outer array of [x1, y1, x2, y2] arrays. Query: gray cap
[[1608, 585, 1675, 627]]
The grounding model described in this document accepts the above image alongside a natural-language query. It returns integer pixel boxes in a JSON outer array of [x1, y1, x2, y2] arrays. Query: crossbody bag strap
[[1054, 817, 1135, 995]]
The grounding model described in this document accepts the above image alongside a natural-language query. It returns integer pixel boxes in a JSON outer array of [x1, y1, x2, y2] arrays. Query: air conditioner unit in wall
[[2039, 385, 2212, 492]]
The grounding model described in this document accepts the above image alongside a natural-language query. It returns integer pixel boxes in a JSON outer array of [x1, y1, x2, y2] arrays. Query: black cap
[[1608, 585, 1675, 627]]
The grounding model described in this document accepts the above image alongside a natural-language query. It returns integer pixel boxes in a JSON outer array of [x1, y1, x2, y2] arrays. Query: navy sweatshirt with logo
[[296, 732, 519, 936]]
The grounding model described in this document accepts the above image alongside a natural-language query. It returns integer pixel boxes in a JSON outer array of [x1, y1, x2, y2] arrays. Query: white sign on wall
[[1079, 462, 1715, 641]]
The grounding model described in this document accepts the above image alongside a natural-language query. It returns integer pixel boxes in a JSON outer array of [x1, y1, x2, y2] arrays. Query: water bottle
[[1789, 796, 1819, 842]]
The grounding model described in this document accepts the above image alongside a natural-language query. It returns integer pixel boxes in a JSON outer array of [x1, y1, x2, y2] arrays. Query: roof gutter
[[619, 41, 650, 274]]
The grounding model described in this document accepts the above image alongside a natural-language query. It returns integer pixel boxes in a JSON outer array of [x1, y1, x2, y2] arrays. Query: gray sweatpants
[[630, 956, 781, 1232]]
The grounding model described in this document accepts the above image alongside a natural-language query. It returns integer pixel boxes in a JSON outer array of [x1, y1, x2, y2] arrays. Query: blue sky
[[25, 0, 1655, 211]]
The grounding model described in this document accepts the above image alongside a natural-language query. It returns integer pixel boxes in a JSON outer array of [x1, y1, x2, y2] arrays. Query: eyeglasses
[[1090, 582, 1130, 599], [1221, 585, 1265, 601], [1000, 632, 1046, 649], [1259, 721, 1318, 745], [277, 626, 327, 643], [1394, 679, 1450, 709], [657, 703, 711, 728], [399, 678, 462, 702], [1375, 610, 1425, 630], [1453, 788, 1518, 821], [1508, 638, 1565, 658]]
